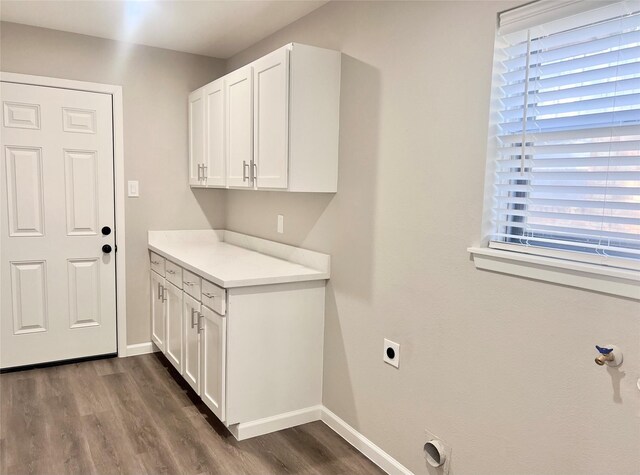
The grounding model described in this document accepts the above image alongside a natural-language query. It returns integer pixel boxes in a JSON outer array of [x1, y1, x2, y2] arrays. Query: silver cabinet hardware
[[197, 312, 204, 333], [151, 260, 160, 265], [202, 292, 215, 299], [197, 163, 202, 181], [252, 162, 257, 183], [191, 308, 197, 328], [167, 269, 176, 275], [161, 286, 167, 302], [202, 164, 208, 180], [157, 282, 163, 299], [184, 281, 195, 286], [243, 161, 249, 182]]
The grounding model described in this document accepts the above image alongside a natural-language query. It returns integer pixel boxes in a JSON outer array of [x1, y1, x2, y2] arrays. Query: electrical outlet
[[277, 214, 284, 234], [383, 339, 400, 368]]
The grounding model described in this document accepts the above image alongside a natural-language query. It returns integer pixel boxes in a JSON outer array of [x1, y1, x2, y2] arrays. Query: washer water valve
[[595, 345, 623, 367]]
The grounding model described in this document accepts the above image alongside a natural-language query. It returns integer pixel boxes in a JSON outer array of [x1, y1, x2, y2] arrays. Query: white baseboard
[[229, 405, 323, 441], [321, 407, 414, 475], [124, 341, 159, 357]]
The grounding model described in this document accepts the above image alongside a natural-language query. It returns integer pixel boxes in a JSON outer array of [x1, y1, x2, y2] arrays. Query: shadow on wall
[[322, 54, 381, 425]]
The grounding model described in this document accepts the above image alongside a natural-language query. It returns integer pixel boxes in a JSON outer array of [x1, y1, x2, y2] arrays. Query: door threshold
[[0, 352, 117, 374]]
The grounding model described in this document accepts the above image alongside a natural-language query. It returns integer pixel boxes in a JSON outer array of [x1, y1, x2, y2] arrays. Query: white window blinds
[[488, 0, 640, 270]]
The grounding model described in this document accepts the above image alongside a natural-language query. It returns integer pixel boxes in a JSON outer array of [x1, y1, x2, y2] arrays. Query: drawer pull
[[167, 269, 176, 275], [203, 292, 215, 298], [151, 260, 160, 265], [184, 281, 195, 286]]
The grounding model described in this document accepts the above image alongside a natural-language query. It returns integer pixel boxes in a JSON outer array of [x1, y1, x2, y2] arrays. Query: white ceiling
[[0, 0, 328, 58]]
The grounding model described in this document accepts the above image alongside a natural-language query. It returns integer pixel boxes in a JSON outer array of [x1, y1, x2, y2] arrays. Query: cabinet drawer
[[165, 260, 183, 289], [182, 269, 201, 300], [202, 280, 226, 315], [149, 252, 165, 276]]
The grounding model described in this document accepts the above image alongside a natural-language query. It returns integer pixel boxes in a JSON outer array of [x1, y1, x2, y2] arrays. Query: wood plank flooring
[[0, 353, 383, 475]]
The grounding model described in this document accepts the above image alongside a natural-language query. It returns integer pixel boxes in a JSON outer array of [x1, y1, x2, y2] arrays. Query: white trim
[[468, 247, 640, 300], [229, 405, 323, 441], [0, 72, 128, 356], [126, 342, 159, 357], [498, 0, 622, 33], [489, 241, 640, 272], [321, 407, 414, 475], [226, 405, 414, 474]]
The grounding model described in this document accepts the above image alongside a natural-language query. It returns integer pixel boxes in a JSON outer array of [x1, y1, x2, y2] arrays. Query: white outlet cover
[[383, 339, 400, 368], [128, 180, 139, 197]]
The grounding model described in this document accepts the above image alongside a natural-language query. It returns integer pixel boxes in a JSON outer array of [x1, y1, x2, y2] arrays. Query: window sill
[[468, 247, 640, 300]]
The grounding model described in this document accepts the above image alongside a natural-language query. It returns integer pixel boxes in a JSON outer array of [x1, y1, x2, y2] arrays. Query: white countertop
[[148, 230, 330, 288]]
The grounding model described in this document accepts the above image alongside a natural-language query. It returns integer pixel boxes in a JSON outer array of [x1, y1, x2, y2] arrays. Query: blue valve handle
[[596, 345, 614, 355]]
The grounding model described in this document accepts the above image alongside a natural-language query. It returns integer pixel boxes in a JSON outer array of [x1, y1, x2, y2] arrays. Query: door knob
[[101, 226, 111, 236], [102, 244, 112, 254]]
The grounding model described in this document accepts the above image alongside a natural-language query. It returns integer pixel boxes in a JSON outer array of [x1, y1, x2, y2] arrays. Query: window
[[485, 0, 640, 272]]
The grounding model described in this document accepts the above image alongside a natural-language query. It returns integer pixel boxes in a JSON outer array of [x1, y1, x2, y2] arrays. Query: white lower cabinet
[[150, 270, 166, 352], [149, 250, 322, 441], [183, 293, 201, 394], [200, 305, 226, 422], [165, 281, 183, 373]]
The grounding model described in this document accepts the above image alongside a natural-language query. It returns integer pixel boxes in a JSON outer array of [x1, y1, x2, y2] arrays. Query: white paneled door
[[0, 82, 117, 369]]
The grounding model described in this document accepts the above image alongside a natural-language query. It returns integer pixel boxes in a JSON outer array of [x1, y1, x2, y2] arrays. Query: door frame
[[1, 72, 128, 357]]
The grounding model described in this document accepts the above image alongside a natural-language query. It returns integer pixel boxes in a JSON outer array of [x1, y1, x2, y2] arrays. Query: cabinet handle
[[242, 161, 249, 182], [197, 312, 204, 333], [167, 269, 176, 275], [197, 164, 201, 181], [184, 281, 195, 286], [161, 286, 167, 302], [202, 164, 207, 180], [191, 308, 197, 328], [252, 161, 257, 184], [157, 282, 163, 300], [202, 292, 215, 299], [151, 260, 160, 265]]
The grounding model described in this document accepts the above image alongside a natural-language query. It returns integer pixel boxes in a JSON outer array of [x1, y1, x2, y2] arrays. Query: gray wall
[[224, 2, 640, 474], [0, 22, 226, 345], [2, 3, 639, 474]]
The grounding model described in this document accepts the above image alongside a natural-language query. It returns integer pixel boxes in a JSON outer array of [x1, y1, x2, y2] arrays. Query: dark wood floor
[[0, 353, 383, 475]]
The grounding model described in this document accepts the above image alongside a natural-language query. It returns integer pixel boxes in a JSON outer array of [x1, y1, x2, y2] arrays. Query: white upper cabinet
[[204, 79, 226, 187], [253, 47, 289, 189], [189, 43, 341, 193], [188, 88, 205, 187], [225, 66, 253, 188]]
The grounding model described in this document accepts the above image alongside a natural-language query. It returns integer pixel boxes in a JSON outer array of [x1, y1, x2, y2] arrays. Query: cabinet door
[[150, 271, 166, 352], [165, 282, 183, 373], [189, 88, 205, 186], [253, 47, 289, 189], [225, 66, 253, 188], [201, 305, 226, 422], [183, 294, 201, 394], [204, 79, 226, 188]]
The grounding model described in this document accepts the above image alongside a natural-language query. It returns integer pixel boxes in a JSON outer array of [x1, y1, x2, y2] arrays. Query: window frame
[[470, 0, 640, 300]]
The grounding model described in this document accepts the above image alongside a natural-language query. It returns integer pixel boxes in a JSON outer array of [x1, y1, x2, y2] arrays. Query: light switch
[[128, 180, 139, 197], [277, 214, 284, 234]]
